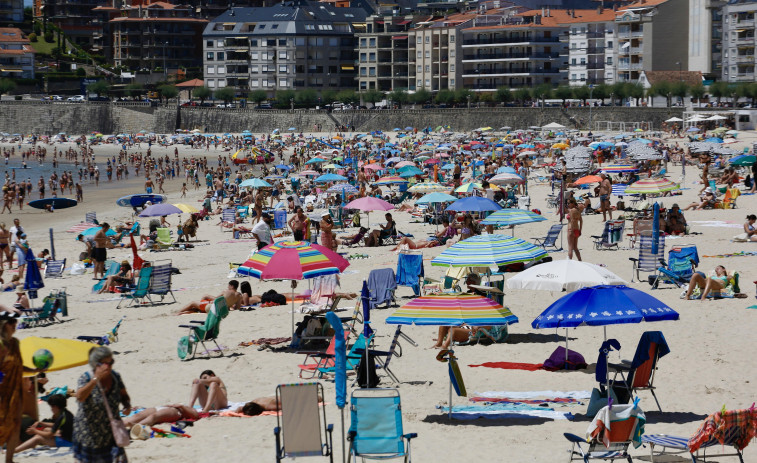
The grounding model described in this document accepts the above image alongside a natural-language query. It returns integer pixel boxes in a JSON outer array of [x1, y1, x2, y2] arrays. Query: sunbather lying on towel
[[122, 404, 199, 427], [176, 280, 241, 314], [390, 218, 456, 251], [220, 392, 322, 416]]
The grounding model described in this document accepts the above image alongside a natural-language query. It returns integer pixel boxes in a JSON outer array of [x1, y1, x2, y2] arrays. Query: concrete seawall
[[0, 101, 683, 134]]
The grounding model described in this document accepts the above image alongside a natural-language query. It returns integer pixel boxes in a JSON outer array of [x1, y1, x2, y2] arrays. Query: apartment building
[[559, 8, 619, 86], [355, 15, 413, 91], [110, 2, 207, 72], [0, 0, 23, 23], [202, 1, 367, 94], [461, 8, 568, 92], [0, 27, 35, 79], [721, 0, 757, 83]]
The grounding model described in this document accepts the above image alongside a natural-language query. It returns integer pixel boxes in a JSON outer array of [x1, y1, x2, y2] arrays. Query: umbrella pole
[[49, 228, 56, 261], [565, 328, 569, 369], [340, 407, 346, 463], [291, 281, 296, 339], [449, 368, 453, 420]]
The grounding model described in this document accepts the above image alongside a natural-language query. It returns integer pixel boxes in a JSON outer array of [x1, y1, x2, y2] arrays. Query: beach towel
[[475, 390, 593, 400], [441, 405, 574, 421], [469, 397, 582, 404], [469, 362, 544, 371], [309, 274, 339, 307], [688, 409, 757, 452], [396, 253, 424, 295], [238, 337, 291, 347], [367, 268, 396, 309], [15, 446, 73, 459], [587, 403, 646, 449]]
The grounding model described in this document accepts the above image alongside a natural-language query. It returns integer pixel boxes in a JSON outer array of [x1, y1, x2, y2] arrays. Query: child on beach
[[14, 394, 74, 453]]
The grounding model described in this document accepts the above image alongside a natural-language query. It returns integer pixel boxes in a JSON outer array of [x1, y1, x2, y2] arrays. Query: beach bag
[[261, 289, 286, 306], [356, 351, 380, 388], [542, 346, 587, 371], [587, 387, 620, 417], [98, 381, 130, 447], [70, 262, 86, 275], [733, 233, 749, 242]]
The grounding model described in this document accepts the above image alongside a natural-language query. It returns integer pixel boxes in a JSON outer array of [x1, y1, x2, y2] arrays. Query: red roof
[[176, 78, 205, 87], [0, 28, 29, 44]]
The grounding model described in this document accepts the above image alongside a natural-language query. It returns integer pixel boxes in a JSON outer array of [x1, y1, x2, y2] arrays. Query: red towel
[[468, 362, 545, 371]]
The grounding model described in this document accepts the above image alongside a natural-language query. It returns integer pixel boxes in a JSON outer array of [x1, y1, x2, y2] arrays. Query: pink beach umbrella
[[345, 197, 395, 225]]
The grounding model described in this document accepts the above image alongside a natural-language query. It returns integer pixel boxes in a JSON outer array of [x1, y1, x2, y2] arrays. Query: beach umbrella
[[686, 127, 701, 132], [173, 203, 199, 214], [445, 196, 501, 212], [20, 337, 93, 372], [601, 165, 638, 174], [275, 164, 292, 170], [408, 182, 447, 194], [552, 143, 570, 150], [306, 157, 327, 164], [237, 241, 349, 337], [375, 176, 407, 185], [431, 234, 547, 268], [315, 173, 348, 183], [139, 203, 183, 217], [328, 183, 358, 194], [298, 170, 319, 176], [506, 260, 626, 292], [730, 155, 756, 166], [496, 166, 517, 174], [710, 127, 728, 134], [612, 184, 628, 196], [480, 209, 546, 235], [394, 161, 415, 168], [344, 197, 394, 212], [665, 117, 683, 122], [624, 178, 679, 195], [415, 192, 457, 205], [704, 137, 723, 144], [574, 175, 602, 185], [454, 182, 482, 194], [78, 226, 117, 238], [23, 248, 44, 299], [398, 166, 424, 177], [323, 163, 344, 170], [386, 293, 518, 326], [489, 172, 524, 185], [240, 178, 272, 188]]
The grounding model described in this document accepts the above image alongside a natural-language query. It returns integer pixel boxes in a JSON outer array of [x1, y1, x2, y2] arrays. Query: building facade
[[0, 28, 35, 79], [559, 9, 619, 86], [110, 2, 207, 72], [202, 1, 367, 95], [721, 0, 757, 83], [0, 0, 23, 23], [355, 15, 413, 91]]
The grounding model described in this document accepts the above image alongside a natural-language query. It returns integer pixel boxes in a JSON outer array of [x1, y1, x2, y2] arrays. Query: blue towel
[[367, 268, 396, 309], [274, 210, 287, 229], [396, 254, 424, 296]]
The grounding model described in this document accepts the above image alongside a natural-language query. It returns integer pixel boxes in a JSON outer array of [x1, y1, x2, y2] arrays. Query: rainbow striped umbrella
[[237, 241, 349, 280], [375, 176, 408, 185], [408, 182, 448, 193], [454, 182, 482, 193], [386, 293, 518, 326], [600, 165, 638, 174], [624, 178, 679, 195], [432, 234, 547, 268]]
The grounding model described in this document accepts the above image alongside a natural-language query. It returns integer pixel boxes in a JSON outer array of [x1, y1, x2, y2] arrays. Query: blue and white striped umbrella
[[431, 234, 547, 268], [612, 184, 628, 196], [480, 209, 547, 226], [327, 183, 358, 193]]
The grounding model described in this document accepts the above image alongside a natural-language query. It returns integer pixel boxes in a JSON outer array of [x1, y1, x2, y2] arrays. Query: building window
[[279, 65, 287, 73], [360, 53, 366, 62], [424, 65, 430, 72], [369, 67, 376, 76], [450, 50, 454, 57], [369, 38, 376, 47], [425, 36, 430, 43], [360, 38, 366, 47], [251, 79, 259, 87], [279, 78, 288, 87], [450, 35, 455, 43], [369, 52, 376, 61], [217, 40, 223, 47], [296, 37, 305, 46], [571, 58, 576, 65], [417, 65, 421, 72], [218, 66, 225, 73], [218, 80, 226, 87], [279, 51, 287, 59], [206, 40, 213, 48], [251, 65, 259, 73], [450, 64, 455, 72], [571, 73, 576, 80], [580, 58, 586, 64], [360, 67, 367, 76], [207, 66, 215, 74], [425, 51, 430, 58], [279, 39, 286, 46], [206, 52, 214, 61], [606, 57, 613, 65], [417, 51, 421, 59], [251, 39, 258, 47], [305, 24, 315, 30], [217, 52, 224, 61], [251, 52, 259, 60], [416, 36, 421, 44], [259, 25, 265, 29], [450, 78, 455, 85], [607, 41, 613, 47], [360, 81, 367, 89], [207, 79, 215, 88], [425, 78, 430, 86], [272, 24, 279, 30], [417, 79, 422, 87]]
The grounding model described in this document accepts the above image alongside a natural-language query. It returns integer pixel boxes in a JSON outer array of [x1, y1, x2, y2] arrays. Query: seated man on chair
[[176, 280, 241, 314]]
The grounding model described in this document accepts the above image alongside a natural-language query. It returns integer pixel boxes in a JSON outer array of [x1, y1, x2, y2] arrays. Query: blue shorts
[[146, 187, 153, 193], [55, 437, 72, 447]]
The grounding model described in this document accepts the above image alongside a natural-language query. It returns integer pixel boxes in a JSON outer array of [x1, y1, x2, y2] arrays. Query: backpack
[[355, 351, 380, 388]]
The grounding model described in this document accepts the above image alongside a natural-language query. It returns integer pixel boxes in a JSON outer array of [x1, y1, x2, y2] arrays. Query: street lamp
[[466, 93, 471, 109], [588, 84, 594, 130]]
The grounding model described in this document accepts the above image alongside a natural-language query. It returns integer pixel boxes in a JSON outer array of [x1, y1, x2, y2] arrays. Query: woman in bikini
[[684, 265, 731, 301], [391, 218, 457, 251], [0, 223, 11, 269], [122, 404, 199, 427]]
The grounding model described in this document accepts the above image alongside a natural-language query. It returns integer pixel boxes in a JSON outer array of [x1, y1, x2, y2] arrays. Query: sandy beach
[[4, 130, 757, 463]]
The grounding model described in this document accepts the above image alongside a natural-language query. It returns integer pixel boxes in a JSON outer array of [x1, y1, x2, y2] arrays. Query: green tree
[[0, 78, 16, 95], [44, 30, 54, 43], [362, 89, 383, 105], [158, 84, 178, 103], [125, 83, 143, 99], [531, 84, 552, 107], [671, 81, 689, 106], [87, 80, 109, 97], [194, 86, 212, 104], [320, 89, 337, 107], [709, 81, 729, 105], [337, 90, 358, 105], [494, 87, 513, 105], [412, 88, 431, 105], [651, 81, 673, 107], [33, 23, 41, 36], [690, 83, 706, 107], [389, 89, 408, 108], [554, 86, 573, 105], [295, 88, 318, 107], [572, 86, 590, 105], [214, 87, 236, 104], [593, 84, 610, 105], [274, 89, 295, 108], [478, 92, 493, 106], [611, 82, 629, 106], [454, 88, 474, 106], [434, 89, 455, 105], [75, 67, 86, 77], [28, 33, 37, 43], [627, 83, 645, 106], [514, 88, 531, 106]]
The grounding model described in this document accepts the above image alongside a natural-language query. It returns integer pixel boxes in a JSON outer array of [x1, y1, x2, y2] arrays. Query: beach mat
[[439, 404, 574, 421], [469, 362, 545, 371]]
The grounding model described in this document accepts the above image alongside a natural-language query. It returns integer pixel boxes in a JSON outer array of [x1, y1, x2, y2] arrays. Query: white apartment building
[[559, 9, 619, 86], [722, 0, 757, 83]]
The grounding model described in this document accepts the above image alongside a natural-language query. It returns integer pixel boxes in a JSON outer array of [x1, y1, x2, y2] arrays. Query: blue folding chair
[[532, 224, 563, 251], [629, 233, 665, 283], [652, 245, 699, 289], [347, 388, 417, 462]]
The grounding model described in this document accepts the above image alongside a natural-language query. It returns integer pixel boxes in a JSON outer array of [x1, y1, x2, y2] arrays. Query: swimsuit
[[198, 299, 212, 313]]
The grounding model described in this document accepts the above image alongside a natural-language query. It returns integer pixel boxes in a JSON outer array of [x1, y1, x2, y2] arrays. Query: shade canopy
[[624, 178, 679, 195], [315, 173, 348, 183], [237, 241, 349, 280], [489, 173, 524, 185], [432, 234, 547, 268], [408, 182, 448, 194], [531, 285, 679, 329], [416, 192, 457, 204], [173, 203, 199, 213], [507, 260, 626, 292], [344, 197, 394, 212], [240, 178, 272, 188], [386, 293, 518, 326]]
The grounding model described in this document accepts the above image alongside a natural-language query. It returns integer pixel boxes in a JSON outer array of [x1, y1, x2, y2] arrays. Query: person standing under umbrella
[[567, 198, 583, 261]]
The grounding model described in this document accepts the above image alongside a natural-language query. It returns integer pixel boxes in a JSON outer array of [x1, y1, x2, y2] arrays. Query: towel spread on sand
[[469, 397, 583, 404], [469, 362, 545, 371], [239, 337, 291, 347], [475, 390, 593, 400], [440, 405, 574, 421]]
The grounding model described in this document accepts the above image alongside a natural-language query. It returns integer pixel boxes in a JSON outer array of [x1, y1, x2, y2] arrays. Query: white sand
[[7, 131, 757, 462]]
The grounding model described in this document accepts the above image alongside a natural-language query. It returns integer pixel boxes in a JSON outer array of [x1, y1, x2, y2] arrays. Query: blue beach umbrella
[[480, 209, 546, 234], [327, 183, 358, 194], [240, 178, 271, 188], [24, 248, 44, 299], [79, 227, 117, 238], [496, 166, 516, 174], [315, 173, 348, 183], [445, 196, 502, 212], [275, 164, 292, 170], [415, 192, 457, 204], [704, 137, 723, 144]]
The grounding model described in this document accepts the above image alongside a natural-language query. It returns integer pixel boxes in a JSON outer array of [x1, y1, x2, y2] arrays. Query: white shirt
[[252, 221, 272, 245], [9, 225, 22, 245]]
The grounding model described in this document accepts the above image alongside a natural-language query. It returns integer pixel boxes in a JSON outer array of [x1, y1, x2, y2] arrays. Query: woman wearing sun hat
[[0, 310, 23, 463]]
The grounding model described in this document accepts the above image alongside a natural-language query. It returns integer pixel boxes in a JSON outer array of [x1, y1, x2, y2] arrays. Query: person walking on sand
[[567, 198, 582, 261], [0, 223, 11, 270], [598, 174, 612, 221], [188, 370, 228, 413], [144, 176, 154, 194]]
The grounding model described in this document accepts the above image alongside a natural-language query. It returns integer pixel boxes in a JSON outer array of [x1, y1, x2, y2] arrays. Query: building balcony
[[462, 52, 560, 61], [617, 62, 643, 70], [586, 47, 605, 54], [732, 36, 755, 45], [733, 73, 755, 81], [461, 68, 561, 77], [462, 37, 560, 46], [735, 55, 755, 63], [587, 62, 605, 69], [737, 18, 755, 28]]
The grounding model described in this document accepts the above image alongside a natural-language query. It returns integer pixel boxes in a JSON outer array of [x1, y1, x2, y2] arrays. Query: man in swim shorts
[[598, 173, 612, 221], [176, 280, 241, 314]]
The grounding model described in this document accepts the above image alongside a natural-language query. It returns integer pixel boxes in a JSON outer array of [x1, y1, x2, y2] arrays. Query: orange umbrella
[[575, 175, 602, 185]]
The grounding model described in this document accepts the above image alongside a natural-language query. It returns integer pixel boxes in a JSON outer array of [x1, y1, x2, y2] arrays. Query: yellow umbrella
[[173, 203, 199, 214], [20, 336, 94, 374], [552, 143, 570, 149]]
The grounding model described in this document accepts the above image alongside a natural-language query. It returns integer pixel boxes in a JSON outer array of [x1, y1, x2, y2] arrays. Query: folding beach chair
[[92, 260, 120, 293], [718, 188, 740, 209], [642, 408, 756, 462], [297, 332, 349, 379], [85, 211, 97, 224], [177, 296, 229, 360], [592, 220, 625, 250], [78, 316, 125, 346], [629, 233, 665, 283], [347, 388, 417, 463], [19, 297, 60, 327], [532, 223, 563, 251], [628, 219, 653, 249], [220, 208, 236, 230], [147, 259, 176, 304], [154, 228, 173, 249], [342, 228, 368, 248], [236, 205, 249, 220], [366, 325, 413, 385], [565, 402, 645, 463], [609, 331, 670, 411], [653, 245, 699, 289], [367, 268, 397, 309], [317, 333, 376, 378], [44, 259, 66, 279], [396, 253, 424, 297], [117, 263, 153, 308], [274, 382, 334, 463]]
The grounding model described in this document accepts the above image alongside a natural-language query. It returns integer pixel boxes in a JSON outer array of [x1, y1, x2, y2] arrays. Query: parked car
[[255, 103, 273, 109], [50, 95, 63, 101], [88, 96, 109, 101], [181, 102, 199, 107], [67, 95, 85, 102]]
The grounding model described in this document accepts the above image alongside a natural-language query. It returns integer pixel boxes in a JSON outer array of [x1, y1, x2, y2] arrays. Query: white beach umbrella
[[506, 260, 627, 292]]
